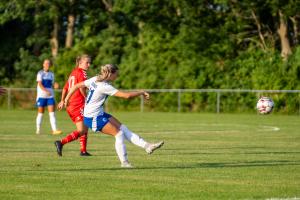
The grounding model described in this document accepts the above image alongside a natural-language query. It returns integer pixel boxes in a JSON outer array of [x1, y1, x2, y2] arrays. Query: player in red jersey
[[56, 54, 91, 156], [0, 86, 6, 96]]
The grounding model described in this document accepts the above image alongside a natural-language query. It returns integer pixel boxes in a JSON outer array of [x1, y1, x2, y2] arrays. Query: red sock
[[79, 133, 88, 153], [61, 131, 80, 145]]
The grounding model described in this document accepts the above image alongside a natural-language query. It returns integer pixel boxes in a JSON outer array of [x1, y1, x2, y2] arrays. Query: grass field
[[0, 110, 299, 200]]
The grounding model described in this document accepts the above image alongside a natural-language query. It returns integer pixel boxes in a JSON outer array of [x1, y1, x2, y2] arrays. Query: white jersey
[[36, 70, 54, 99], [83, 76, 118, 117]]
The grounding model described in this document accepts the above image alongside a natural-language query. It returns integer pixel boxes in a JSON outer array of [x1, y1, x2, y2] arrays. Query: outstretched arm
[[114, 90, 150, 100], [64, 82, 86, 107]]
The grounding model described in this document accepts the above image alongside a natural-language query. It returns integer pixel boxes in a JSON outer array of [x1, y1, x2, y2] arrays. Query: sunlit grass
[[0, 110, 299, 199]]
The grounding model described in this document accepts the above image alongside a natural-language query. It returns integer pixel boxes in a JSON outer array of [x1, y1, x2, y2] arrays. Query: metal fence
[[1, 88, 300, 114], [144, 89, 300, 113]]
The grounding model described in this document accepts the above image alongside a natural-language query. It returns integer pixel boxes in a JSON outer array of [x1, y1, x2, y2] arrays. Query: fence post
[[7, 88, 11, 109], [140, 95, 144, 112], [178, 90, 181, 112], [216, 91, 220, 113]]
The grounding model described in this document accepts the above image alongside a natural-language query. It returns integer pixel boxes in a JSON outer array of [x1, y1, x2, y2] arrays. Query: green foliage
[[1, 0, 300, 113], [13, 48, 52, 87]]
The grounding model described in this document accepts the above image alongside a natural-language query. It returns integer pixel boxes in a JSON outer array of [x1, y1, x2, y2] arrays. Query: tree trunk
[[251, 9, 267, 51], [65, 14, 75, 48], [277, 10, 292, 60], [289, 16, 298, 45], [50, 15, 59, 58], [102, 0, 113, 12]]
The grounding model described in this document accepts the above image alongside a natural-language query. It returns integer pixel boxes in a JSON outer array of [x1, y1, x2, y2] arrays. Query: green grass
[[0, 110, 299, 200]]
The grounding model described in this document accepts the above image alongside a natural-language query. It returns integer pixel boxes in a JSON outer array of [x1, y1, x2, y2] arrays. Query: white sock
[[120, 124, 148, 149], [115, 130, 128, 163], [49, 112, 57, 131], [36, 113, 43, 131]]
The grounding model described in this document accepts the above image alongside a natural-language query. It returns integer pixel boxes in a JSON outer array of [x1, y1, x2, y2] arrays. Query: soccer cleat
[[145, 141, 164, 154], [36, 130, 40, 135], [52, 130, 63, 135], [121, 161, 133, 168], [54, 140, 63, 156], [80, 152, 92, 156]]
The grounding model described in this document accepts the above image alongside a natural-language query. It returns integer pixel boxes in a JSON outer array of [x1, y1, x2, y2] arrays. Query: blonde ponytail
[[97, 64, 119, 82]]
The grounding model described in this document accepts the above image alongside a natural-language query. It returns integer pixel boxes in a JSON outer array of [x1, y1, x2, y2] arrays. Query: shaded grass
[[0, 110, 299, 199]]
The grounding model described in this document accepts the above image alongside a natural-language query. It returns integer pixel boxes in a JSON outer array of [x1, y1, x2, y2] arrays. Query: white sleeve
[[37, 71, 42, 82], [52, 72, 55, 84], [102, 84, 118, 96], [84, 76, 97, 88]]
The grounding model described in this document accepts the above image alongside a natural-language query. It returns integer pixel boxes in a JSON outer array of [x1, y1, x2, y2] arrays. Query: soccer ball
[[256, 97, 274, 114]]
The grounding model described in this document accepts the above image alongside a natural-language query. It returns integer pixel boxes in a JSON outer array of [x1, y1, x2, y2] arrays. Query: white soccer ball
[[256, 97, 274, 114]]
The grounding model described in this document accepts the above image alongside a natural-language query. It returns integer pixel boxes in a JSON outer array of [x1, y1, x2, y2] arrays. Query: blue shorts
[[36, 98, 55, 107], [84, 112, 112, 132]]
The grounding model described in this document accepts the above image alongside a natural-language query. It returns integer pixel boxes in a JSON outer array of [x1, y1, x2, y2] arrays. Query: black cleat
[[80, 152, 92, 156], [54, 140, 63, 156]]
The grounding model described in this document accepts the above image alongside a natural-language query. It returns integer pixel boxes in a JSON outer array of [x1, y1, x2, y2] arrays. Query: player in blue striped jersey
[[35, 59, 62, 135]]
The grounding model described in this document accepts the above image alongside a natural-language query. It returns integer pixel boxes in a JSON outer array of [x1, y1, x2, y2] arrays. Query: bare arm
[[114, 90, 150, 100], [37, 81, 51, 96], [79, 87, 87, 98], [64, 82, 86, 107], [57, 88, 68, 110]]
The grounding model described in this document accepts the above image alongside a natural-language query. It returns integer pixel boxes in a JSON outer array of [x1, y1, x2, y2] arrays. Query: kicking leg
[[120, 124, 164, 155]]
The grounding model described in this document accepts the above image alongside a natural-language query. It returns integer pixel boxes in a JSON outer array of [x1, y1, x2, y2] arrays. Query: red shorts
[[66, 105, 84, 123]]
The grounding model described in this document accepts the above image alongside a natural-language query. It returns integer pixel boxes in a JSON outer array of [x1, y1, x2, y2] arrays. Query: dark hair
[[44, 59, 52, 66]]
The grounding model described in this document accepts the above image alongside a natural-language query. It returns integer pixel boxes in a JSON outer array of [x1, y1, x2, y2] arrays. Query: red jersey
[[63, 67, 87, 108]]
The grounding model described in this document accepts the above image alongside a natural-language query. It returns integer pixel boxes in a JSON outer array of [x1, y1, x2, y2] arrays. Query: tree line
[[0, 0, 300, 113]]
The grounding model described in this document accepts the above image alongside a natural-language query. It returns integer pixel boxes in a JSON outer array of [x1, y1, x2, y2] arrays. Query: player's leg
[[47, 98, 62, 135], [75, 106, 91, 156], [101, 122, 131, 168], [109, 115, 164, 154], [54, 130, 84, 156], [109, 116, 147, 147], [54, 107, 88, 156], [36, 104, 44, 134], [54, 124, 86, 157], [76, 121, 91, 156]]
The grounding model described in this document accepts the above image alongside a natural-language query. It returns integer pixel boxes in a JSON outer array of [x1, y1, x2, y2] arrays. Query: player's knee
[[116, 129, 124, 137], [77, 130, 86, 135]]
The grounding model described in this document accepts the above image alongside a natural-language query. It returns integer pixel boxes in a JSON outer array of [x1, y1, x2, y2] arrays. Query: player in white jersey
[[35, 59, 62, 135], [63, 64, 164, 168]]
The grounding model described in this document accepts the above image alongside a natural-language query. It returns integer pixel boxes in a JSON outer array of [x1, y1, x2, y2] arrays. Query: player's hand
[[53, 82, 59, 89], [45, 90, 51, 97], [57, 101, 64, 111], [64, 99, 69, 108], [143, 91, 150, 100]]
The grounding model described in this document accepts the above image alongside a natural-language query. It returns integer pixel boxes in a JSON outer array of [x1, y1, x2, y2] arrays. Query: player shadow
[[195, 160, 300, 168], [27, 159, 300, 172], [160, 148, 300, 156], [166, 146, 267, 151]]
